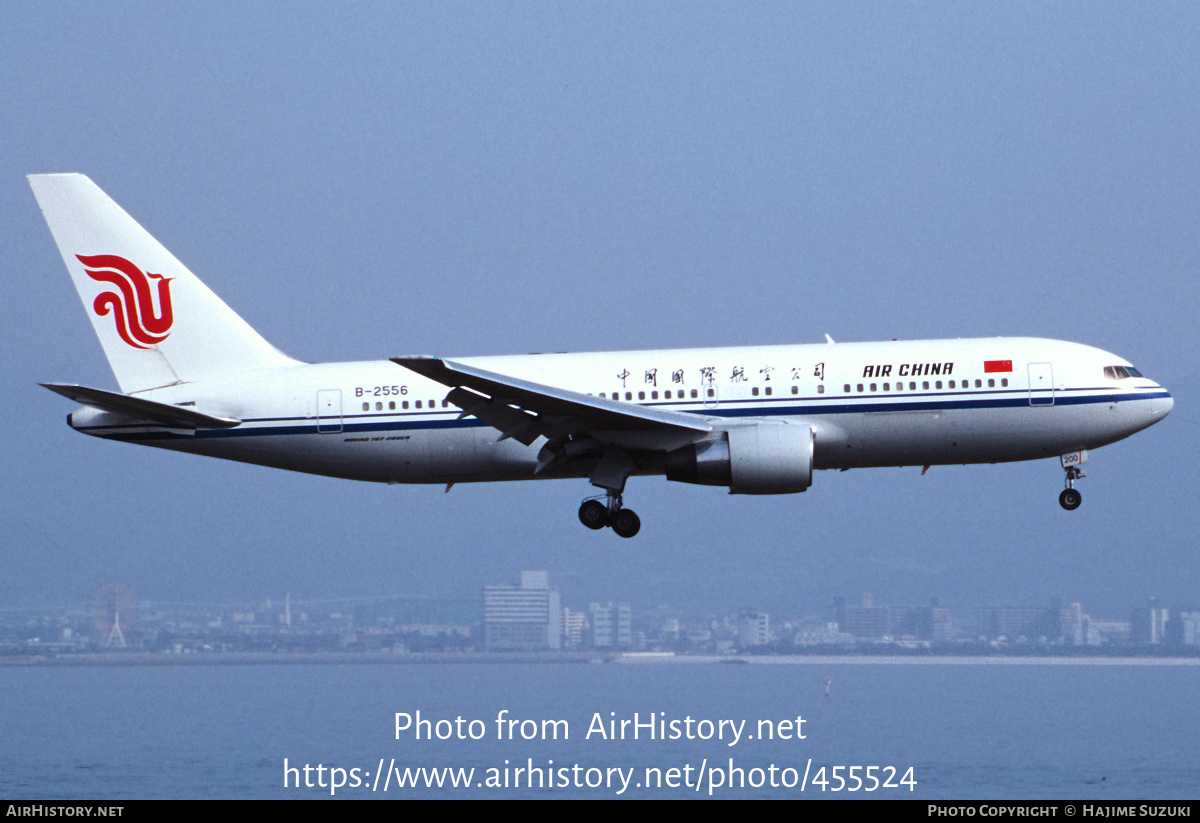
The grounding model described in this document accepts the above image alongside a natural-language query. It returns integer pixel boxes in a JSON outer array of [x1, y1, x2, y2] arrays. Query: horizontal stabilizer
[[41, 383, 241, 429]]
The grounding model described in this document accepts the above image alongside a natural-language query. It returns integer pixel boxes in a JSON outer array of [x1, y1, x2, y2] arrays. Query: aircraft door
[[1027, 363, 1055, 406], [317, 389, 343, 433]]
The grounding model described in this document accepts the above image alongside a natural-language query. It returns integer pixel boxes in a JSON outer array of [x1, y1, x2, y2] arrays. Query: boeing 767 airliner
[[30, 174, 1173, 537]]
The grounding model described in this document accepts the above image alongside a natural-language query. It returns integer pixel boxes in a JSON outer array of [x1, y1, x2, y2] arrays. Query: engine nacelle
[[664, 422, 814, 494]]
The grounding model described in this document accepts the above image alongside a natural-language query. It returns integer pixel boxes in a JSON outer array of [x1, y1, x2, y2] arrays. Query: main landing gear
[[578, 492, 641, 538]]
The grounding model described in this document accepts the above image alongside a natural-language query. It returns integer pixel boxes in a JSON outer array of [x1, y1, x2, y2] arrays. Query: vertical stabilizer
[[29, 173, 298, 393]]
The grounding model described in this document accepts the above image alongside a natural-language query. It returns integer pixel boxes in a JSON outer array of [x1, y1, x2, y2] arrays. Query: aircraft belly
[[813, 401, 1131, 470], [109, 418, 554, 484], [423, 427, 539, 483]]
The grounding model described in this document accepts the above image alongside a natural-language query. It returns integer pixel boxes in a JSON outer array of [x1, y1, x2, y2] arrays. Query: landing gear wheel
[[1059, 488, 1082, 511], [611, 508, 641, 539], [578, 499, 609, 530]]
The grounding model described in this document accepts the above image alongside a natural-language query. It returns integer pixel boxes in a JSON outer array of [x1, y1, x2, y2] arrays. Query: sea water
[[2, 658, 1196, 799]]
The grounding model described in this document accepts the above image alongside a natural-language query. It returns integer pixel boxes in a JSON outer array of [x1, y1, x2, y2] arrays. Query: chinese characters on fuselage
[[617, 364, 823, 388]]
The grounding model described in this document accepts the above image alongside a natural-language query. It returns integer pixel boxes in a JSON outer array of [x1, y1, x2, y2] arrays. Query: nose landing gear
[[578, 491, 641, 538], [1058, 451, 1086, 511], [1059, 481, 1082, 511]]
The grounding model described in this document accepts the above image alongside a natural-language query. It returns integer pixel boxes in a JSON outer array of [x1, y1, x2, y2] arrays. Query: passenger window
[[975, 379, 982, 388], [638, 391, 645, 400], [691, 389, 699, 398], [415, 401, 422, 409], [844, 384, 851, 393], [857, 384, 864, 393], [1001, 378, 1008, 387], [376, 402, 383, 411], [922, 381, 929, 390], [362, 402, 369, 411], [707, 388, 714, 398], [402, 401, 409, 409], [883, 383, 890, 391], [935, 381, 942, 389], [987, 379, 995, 388], [909, 382, 916, 390], [625, 392, 632, 401], [389, 401, 395, 410], [752, 387, 760, 396], [651, 391, 658, 399], [816, 385, 824, 394], [765, 386, 772, 396], [792, 385, 800, 395]]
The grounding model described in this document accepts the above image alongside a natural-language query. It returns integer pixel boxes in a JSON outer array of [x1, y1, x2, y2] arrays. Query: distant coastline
[[4, 650, 1199, 667]]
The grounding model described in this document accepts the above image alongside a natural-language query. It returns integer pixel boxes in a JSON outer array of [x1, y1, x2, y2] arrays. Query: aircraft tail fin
[[28, 173, 298, 394]]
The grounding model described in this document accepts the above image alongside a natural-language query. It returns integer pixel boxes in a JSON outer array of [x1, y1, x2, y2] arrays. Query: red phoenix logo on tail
[[77, 254, 174, 349]]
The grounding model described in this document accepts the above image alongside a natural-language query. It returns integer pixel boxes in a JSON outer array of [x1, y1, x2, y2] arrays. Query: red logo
[[77, 254, 174, 349]]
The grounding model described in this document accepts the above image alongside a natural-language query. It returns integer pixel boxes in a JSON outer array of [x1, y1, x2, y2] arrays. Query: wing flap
[[445, 386, 542, 446]]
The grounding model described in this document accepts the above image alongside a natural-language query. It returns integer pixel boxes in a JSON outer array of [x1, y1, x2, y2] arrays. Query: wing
[[391, 356, 712, 457]]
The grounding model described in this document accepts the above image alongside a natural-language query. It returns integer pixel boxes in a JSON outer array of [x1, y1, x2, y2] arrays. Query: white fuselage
[[68, 337, 1173, 487]]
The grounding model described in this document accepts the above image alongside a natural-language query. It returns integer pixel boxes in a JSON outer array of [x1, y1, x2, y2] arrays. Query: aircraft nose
[[1147, 386, 1173, 420]]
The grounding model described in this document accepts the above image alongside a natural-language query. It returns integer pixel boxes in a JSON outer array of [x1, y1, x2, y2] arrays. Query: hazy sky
[[2, 1, 1198, 619]]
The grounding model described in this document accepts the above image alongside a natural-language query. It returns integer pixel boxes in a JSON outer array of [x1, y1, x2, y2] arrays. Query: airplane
[[29, 173, 1174, 538]]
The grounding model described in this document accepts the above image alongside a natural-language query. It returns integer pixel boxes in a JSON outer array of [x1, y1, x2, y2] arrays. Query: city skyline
[[5, 568, 1196, 655]]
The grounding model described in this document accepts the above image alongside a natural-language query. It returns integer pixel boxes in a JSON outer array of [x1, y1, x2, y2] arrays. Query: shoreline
[[3, 651, 1199, 667]]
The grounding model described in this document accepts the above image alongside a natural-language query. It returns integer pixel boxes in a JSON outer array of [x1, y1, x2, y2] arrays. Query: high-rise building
[[1131, 597, 1170, 644], [1060, 602, 1085, 646], [1166, 610, 1200, 646], [562, 608, 588, 648], [913, 600, 954, 642], [483, 571, 561, 651], [589, 602, 631, 649], [835, 596, 893, 639], [977, 606, 1056, 641], [737, 608, 770, 648]]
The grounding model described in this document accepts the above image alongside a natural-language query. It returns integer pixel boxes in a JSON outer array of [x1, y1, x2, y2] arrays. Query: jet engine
[[664, 422, 813, 494]]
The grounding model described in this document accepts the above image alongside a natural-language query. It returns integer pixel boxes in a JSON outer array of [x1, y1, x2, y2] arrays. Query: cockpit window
[[1104, 365, 1142, 380]]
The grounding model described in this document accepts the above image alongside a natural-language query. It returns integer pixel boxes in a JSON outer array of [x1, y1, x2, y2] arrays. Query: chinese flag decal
[[983, 360, 1013, 373]]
